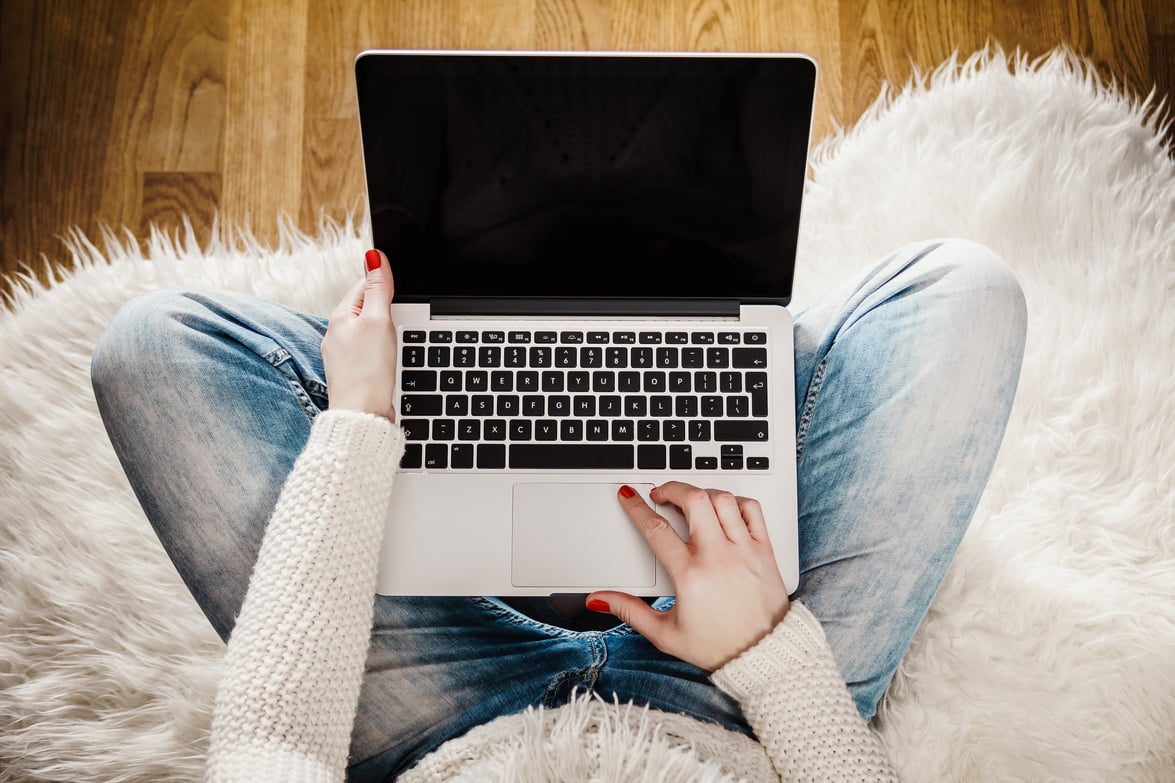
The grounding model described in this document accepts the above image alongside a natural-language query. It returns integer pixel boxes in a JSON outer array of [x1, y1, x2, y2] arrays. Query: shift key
[[714, 420, 769, 442]]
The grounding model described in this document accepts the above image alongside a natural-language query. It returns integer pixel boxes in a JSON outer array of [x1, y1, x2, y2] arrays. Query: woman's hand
[[586, 481, 791, 672], [320, 249, 398, 421]]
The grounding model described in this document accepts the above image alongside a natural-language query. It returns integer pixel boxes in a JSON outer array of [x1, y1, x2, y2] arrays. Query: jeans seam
[[263, 346, 325, 425], [795, 355, 827, 460]]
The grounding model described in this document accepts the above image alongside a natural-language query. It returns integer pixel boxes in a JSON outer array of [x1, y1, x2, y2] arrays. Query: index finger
[[649, 480, 726, 548], [617, 485, 690, 574]]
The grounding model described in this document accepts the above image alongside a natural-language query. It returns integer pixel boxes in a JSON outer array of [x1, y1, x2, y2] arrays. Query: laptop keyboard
[[396, 328, 771, 472]]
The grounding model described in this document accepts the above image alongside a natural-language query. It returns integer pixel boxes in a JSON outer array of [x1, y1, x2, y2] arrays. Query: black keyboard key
[[695, 371, 717, 393], [613, 331, 636, 344], [440, 371, 462, 392], [733, 348, 768, 369], [605, 347, 627, 368], [619, 371, 641, 392], [691, 332, 715, 344], [631, 347, 653, 368], [726, 396, 749, 417], [465, 372, 488, 392], [471, 395, 494, 416], [401, 419, 429, 441], [429, 330, 453, 343], [638, 444, 666, 470], [548, 396, 571, 416], [400, 443, 423, 469], [675, 396, 698, 418], [643, 371, 666, 392], [745, 332, 767, 345], [522, 396, 545, 416], [638, 420, 659, 441], [508, 331, 531, 344], [400, 394, 443, 416], [720, 372, 742, 394], [690, 420, 712, 441], [587, 331, 610, 344], [484, 419, 507, 441], [491, 371, 513, 392], [403, 345, 426, 368], [722, 445, 744, 457], [721, 454, 744, 470], [432, 419, 455, 440], [496, 395, 519, 416], [517, 371, 539, 392], [656, 347, 678, 368], [650, 396, 673, 417], [541, 371, 564, 392], [510, 444, 634, 469], [593, 371, 616, 392], [560, 331, 584, 344], [669, 444, 692, 469], [479, 346, 501, 367], [482, 331, 505, 344], [456, 330, 479, 343], [560, 420, 584, 441], [611, 420, 635, 441], [477, 443, 506, 468], [748, 372, 768, 416], [529, 347, 552, 367], [585, 420, 609, 441], [403, 330, 426, 343], [682, 348, 704, 368], [574, 395, 596, 416], [510, 419, 532, 440], [504, 346, 527, 367], [663, 420, 685, 441], [580, 347, 603, 368], [706, 347, 730, 368], [715, 420, 769, 442], [599, 395, 622, 417], [401, 370, 436, 392], [666, 331, 689, 344], [535, 331, 558, 344], [568, 371, 590, 392], [458, 420, 480, 440], [446, 395, 468, 416], [425, 443, 448, 469], [427, 346, 451, 367], [555, 347, 577, 367], [451, 443, 474, 469], [695, 456, 718, 470], [535, 420, 558, 441], [718, 332, 741, 344], [639, 332, 662, 344], [669, 372, 691, 393], [702, 396, 724, 417], [748, 457, 770, 470], [624, 396, 647, 417]]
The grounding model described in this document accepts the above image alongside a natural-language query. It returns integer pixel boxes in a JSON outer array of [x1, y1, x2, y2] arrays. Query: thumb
[[587, 592, 673, 648], [361, 249, 394, 314]]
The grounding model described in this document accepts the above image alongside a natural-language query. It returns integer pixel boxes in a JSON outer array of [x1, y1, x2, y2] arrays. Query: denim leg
[[790, 239, 1027, 719]]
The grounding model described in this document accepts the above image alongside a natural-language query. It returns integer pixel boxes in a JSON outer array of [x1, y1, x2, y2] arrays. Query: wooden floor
[[2, 0, 1172, 299]]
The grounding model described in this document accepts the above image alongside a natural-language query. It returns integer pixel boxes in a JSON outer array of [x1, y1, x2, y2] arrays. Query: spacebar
[[510, 444, 634, 470]]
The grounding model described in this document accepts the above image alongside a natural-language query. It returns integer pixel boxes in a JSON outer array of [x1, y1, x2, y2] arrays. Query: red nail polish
[[618, 484, 636, 499], [365, 249, 381, 272], [587, 599, 610, 613]]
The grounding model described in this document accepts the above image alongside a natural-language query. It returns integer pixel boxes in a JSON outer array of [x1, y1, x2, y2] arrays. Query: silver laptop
[[355, 50, 815, 596]]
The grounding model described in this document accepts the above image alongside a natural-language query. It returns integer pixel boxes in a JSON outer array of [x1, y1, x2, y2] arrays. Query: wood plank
[[141, 172, 222, 248]]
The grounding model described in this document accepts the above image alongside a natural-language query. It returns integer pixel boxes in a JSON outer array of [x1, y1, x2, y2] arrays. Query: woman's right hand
[[320, 249, 399, 421], [586, 481, 791, 672]]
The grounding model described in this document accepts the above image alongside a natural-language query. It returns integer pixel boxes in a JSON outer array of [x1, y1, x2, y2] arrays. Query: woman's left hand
[[320, 249, 398, 421], [586, 481, 791, 672]]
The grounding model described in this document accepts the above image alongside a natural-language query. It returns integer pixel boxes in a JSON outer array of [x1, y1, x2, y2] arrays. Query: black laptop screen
[[355, 52, 815, 304]]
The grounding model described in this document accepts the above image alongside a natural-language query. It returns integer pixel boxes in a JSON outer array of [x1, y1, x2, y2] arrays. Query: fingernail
[[618, 484, 636, 499], [586, 599, 610, 613], [365, 249, 381, 272]]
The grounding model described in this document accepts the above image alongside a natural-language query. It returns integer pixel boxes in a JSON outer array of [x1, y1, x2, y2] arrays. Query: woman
[[91, 240, 1026, 781]]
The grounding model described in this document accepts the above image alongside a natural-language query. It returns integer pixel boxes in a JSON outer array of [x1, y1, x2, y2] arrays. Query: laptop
[[355, 50, 815, 596]]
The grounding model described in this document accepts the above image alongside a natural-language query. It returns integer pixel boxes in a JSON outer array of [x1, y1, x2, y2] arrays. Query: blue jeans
[[91, 239, 1026, 779]]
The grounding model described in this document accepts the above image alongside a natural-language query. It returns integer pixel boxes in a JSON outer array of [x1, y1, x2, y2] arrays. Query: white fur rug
[[2, 48, 1173, 781]]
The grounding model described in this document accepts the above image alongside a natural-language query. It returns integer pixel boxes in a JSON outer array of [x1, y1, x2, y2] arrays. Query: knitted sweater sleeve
[[711, 601, 900, 782], [205, 409, 404, 783]]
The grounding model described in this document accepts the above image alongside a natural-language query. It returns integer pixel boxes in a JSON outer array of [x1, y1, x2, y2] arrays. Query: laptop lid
[[355, 51, 816, 311]]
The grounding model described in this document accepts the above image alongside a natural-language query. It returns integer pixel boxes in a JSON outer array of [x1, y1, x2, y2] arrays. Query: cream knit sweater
[[205, 410, 898, 782]]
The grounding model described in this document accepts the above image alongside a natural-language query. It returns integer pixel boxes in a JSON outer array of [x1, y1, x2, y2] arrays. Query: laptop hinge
[[429, 297, 740, 318]]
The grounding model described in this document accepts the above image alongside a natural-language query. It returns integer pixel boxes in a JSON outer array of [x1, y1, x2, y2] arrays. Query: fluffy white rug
[[2, 48, 1173, 781]]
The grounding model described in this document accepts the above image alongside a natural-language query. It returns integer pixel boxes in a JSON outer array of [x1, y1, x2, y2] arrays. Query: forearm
[[206, 410, 403, 783], [712, 601, 900, 783]]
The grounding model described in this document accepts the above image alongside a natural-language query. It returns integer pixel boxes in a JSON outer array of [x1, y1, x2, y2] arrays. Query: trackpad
[[511, 483, 657, 588]]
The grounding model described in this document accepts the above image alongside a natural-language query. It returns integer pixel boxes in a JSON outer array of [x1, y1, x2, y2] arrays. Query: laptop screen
[[355, 52, 815, 305]]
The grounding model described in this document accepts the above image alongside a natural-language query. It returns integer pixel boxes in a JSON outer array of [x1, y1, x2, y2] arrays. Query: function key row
[[403, 330, 767, 346]]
